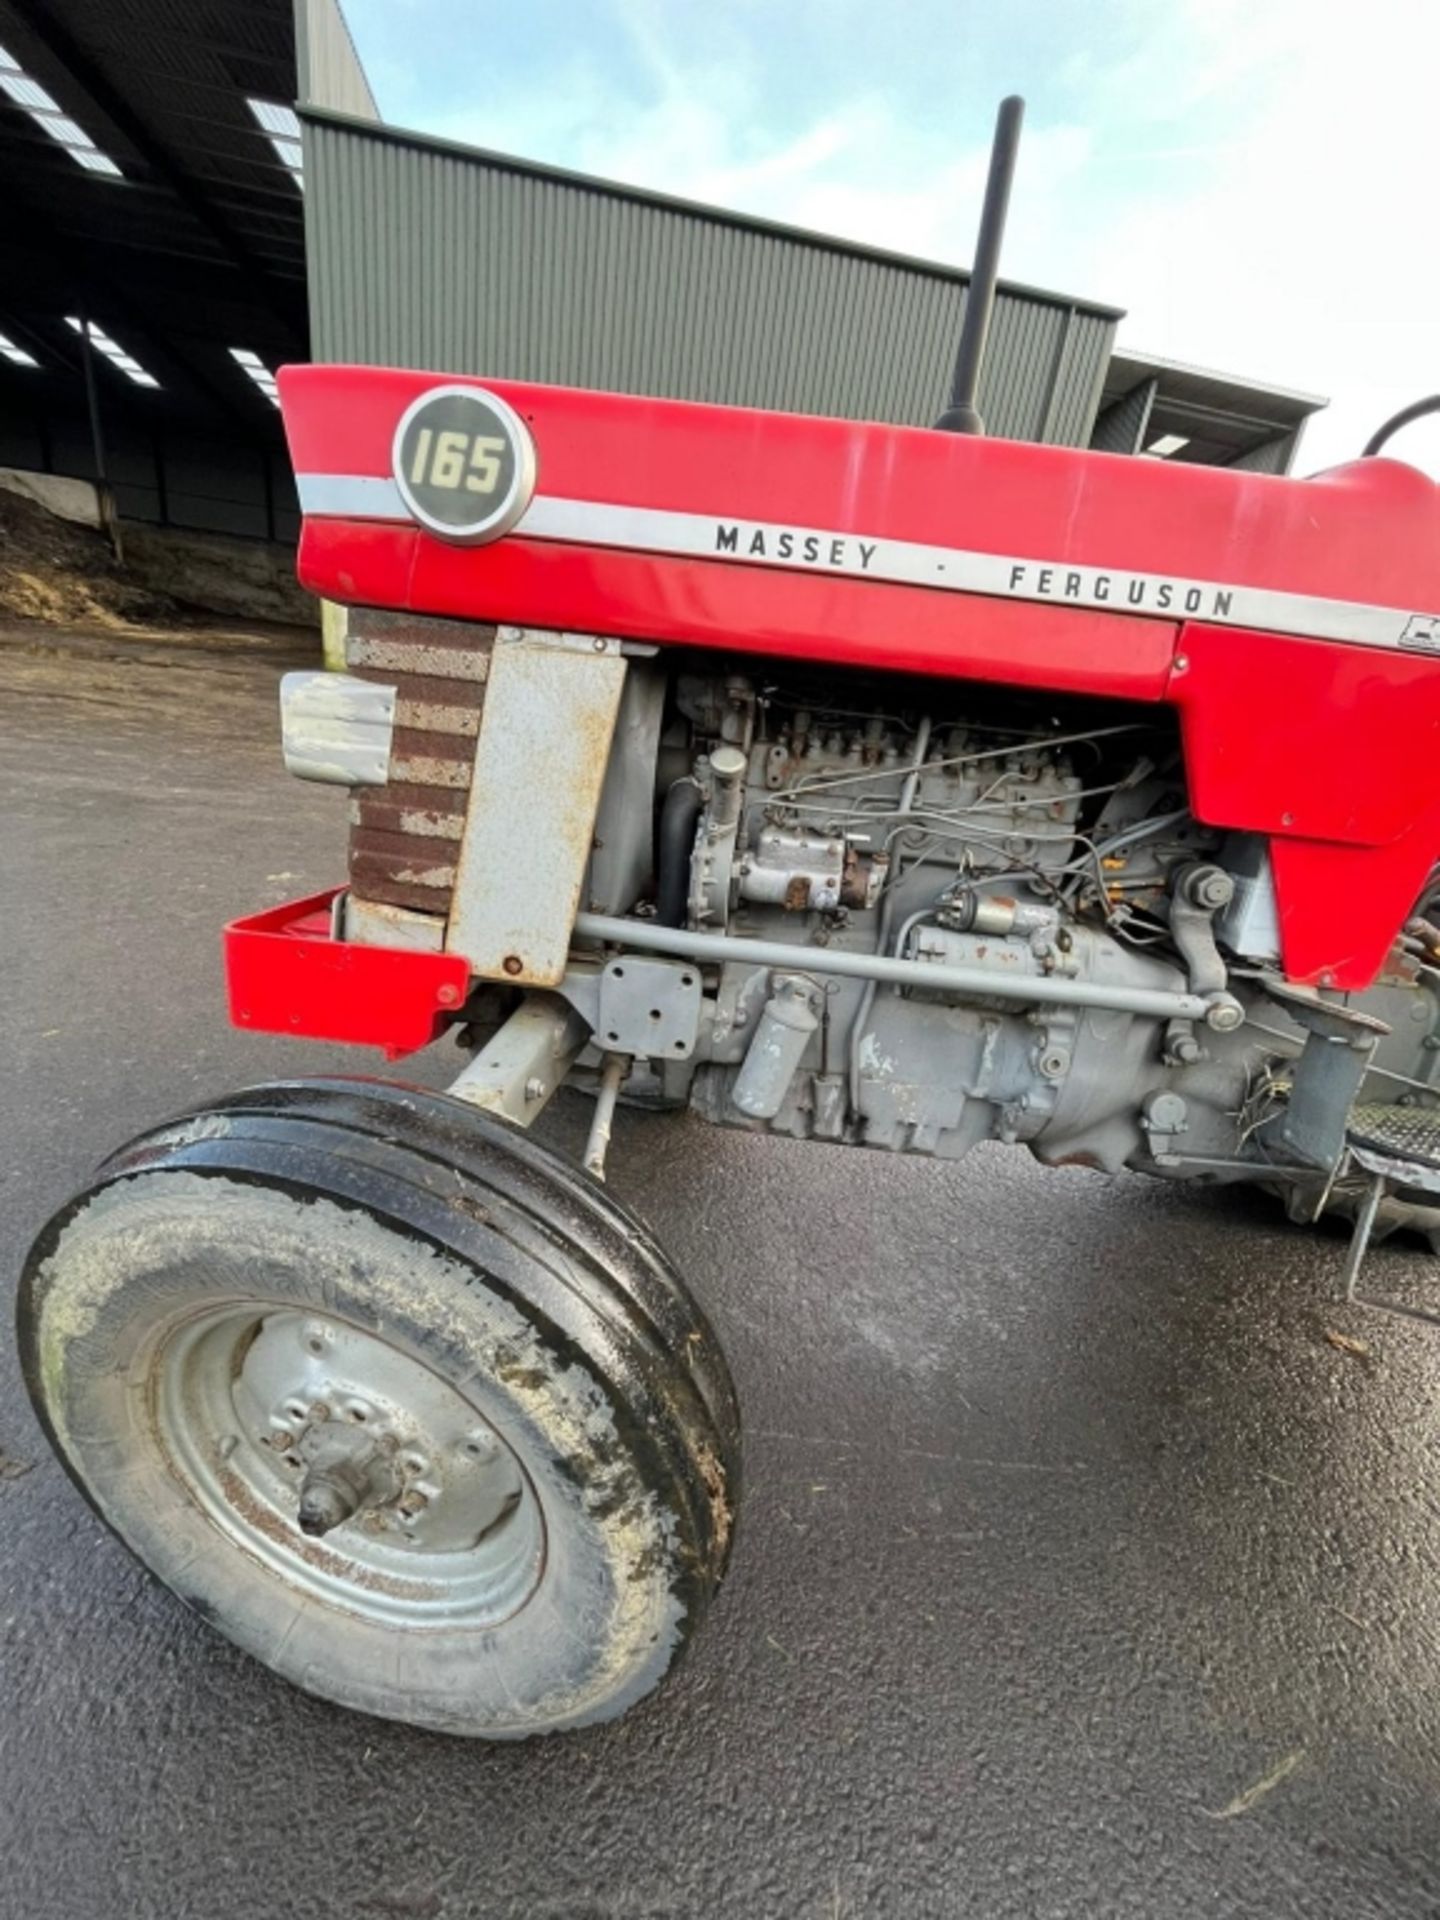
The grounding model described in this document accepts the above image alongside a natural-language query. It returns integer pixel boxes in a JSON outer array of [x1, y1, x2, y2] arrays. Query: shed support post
[[77, 314, 122, 563]]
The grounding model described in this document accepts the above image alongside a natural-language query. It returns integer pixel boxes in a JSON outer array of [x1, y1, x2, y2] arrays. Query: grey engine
[[576, 660, 1438, 1185]]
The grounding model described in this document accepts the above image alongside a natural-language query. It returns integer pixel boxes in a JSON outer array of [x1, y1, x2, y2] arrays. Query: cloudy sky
[[342, 0, 1440, 475]]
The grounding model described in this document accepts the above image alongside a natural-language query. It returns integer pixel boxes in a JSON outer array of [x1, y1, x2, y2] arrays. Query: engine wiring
[[751, 704, 1216, 1113], [1234, 1057, 1291, 1151], [766, 719, 1152, 804], [758, 708, 1199, 947]]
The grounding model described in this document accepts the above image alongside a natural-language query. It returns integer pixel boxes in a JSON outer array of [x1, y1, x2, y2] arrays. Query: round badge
[[391, 385, 537, 545]]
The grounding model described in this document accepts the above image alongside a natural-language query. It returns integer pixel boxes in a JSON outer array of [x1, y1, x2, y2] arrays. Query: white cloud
[[418, 0, 1440, 473], [1059, 0, 1440, 473]]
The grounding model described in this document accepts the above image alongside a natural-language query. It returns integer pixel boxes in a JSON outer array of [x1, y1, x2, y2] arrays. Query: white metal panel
[[445, 629, 627, 986], [344, 895, 446, 952], [279, 670, 394, 785]]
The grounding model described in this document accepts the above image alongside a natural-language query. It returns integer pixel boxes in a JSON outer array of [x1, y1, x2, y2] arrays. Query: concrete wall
[[0, 468, 102, 527]]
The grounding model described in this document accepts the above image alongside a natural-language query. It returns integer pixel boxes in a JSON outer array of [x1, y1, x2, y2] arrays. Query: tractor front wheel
[[18, 1079, 739, 1738]]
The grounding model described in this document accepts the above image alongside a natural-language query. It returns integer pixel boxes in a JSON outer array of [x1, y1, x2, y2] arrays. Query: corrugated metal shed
[[1089, 348, 1327, 473], [302, 109, 1121, 446], [0, 0, 311, 537], [294, 0, 375, 120]]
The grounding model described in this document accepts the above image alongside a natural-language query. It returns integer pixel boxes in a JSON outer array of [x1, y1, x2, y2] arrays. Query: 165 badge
[[392, 385, 537, 545]]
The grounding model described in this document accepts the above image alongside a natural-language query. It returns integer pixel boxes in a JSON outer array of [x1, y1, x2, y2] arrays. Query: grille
[[1348, 1102, 1440, 1171], [345, 607, 493, 916]]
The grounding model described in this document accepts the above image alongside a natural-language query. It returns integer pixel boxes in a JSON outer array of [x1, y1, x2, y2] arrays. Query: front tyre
[[18, 1079, 739, 1738]]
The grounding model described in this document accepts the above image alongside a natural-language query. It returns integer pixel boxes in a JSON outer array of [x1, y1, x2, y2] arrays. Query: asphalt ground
[[3, 622, 1440, 1919]]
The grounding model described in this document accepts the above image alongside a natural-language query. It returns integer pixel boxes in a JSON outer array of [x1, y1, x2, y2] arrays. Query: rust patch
[[212, 1461, 446, 1602], [388, 723, 477, 767], [347, 606, 496, 670], [393, 699, 483, 739], [351, 664, 486, 711], [354, 783, 467, 850], [386, 751, 472, 790], [344, 608, 491, 915], [349, 840, 457, 915], [358, 806, 465, 843], [840, 844, 869, 909]]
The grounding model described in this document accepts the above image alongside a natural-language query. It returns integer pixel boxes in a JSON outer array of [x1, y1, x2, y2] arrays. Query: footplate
[[1341, 1103, 1440, 1326], [1348, 1103, 1440, 1174]]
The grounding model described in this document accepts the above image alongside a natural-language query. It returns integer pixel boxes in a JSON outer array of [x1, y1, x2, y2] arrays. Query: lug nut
[[398, 1490, 428, 1518]]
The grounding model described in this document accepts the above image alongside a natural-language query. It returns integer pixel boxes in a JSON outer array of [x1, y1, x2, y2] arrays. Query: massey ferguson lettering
[[712, 517, 1239, 622], [1006, 562, 1235, 620], [715, 522, 878, 571]]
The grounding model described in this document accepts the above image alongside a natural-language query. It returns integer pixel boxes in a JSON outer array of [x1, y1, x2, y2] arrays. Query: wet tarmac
[[3, 626, 1440, 1918]]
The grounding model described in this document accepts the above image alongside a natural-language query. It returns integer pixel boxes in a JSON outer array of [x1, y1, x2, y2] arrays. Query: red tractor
[[20, 103, 1440, 1738]]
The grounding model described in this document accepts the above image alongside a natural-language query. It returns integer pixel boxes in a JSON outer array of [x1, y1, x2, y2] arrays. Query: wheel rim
[[151, 1304, 546, 1628]]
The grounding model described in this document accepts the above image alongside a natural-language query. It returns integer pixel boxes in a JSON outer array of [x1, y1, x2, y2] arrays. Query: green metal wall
[[302, 110, 1120, 446]]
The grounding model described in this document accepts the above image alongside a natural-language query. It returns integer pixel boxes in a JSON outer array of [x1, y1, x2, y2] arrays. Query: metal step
[[1347, 1102, 1440, 1175], [1341, 1102, 1440, 1324]]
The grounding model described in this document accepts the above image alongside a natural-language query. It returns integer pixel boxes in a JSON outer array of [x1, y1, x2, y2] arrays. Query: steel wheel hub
[[153, 1306, 545, 1626]]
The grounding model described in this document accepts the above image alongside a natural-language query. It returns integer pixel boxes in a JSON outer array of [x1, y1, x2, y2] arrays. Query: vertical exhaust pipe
[[935, 95, 1025, 435]]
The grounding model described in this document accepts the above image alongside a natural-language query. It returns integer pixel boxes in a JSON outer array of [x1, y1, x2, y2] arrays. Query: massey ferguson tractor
[[19, 101, 1440, 1739]]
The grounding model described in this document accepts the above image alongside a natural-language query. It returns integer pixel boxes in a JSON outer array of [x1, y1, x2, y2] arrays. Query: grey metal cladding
[[295, 0, 380, 120], [303, 112, 1120, 445], [1089, 378, 1159, 456], [1227, 431, 1300, 475]]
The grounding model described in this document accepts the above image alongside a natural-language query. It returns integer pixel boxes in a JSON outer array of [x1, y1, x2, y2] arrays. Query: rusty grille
[[345, 607, 493, 915]]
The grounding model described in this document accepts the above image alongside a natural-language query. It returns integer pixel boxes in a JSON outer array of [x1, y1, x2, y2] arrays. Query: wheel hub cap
[[154, 1306, 544, 1626]]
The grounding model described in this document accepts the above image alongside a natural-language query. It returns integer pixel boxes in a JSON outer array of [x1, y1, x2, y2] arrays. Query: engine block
[[320, 623, 1438, 1187]]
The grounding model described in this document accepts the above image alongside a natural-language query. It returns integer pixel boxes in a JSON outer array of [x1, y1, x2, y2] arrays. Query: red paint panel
[[1268, 835, 1439, 988], [279, 364, 1440, 613], [1170, 625, 1440, 986], [298, 517, 1177, 699], [276, 365, 1440, 994], [225, 890, 469, 1060], [1170, 626, 1440, 846]]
